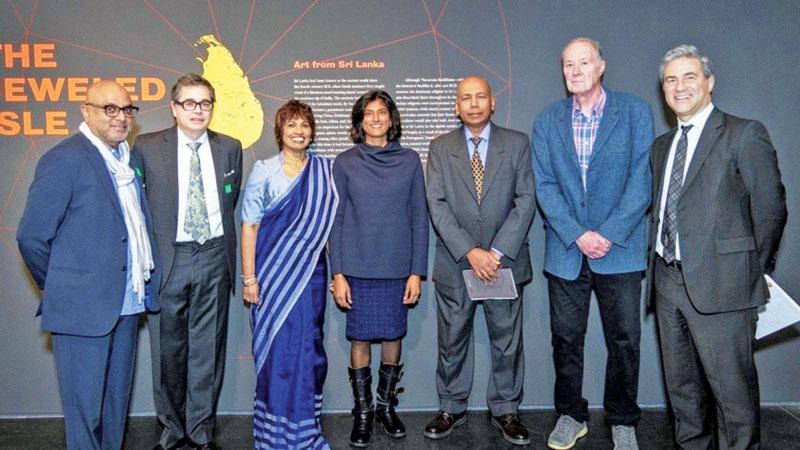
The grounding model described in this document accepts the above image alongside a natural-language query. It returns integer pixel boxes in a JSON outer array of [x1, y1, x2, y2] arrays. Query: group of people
[[16, 37, 786, 450]]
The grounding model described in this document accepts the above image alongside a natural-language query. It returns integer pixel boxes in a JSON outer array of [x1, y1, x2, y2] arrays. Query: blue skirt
[[345, 277, 408, 341]]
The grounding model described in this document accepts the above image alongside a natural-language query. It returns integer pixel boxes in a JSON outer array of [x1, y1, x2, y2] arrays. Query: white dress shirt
[[175, 128, 224, 242], [655, 102, 715, 261]]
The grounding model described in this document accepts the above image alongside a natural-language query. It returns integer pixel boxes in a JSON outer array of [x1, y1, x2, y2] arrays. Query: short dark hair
[[349, 89, 402, 143], [273, 100, 316, 151], [170, 73, 216, 102]]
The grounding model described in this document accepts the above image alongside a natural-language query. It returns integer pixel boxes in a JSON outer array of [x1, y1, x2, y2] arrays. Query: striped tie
[[660, 125, 693, 263]]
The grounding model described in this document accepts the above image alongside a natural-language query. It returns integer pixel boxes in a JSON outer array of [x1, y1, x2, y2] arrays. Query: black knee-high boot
[[375, 362, 406, 438], [349, 366, 374, 447]]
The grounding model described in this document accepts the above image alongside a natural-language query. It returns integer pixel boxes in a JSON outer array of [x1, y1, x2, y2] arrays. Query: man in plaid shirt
[[531, 37, 654, 450]]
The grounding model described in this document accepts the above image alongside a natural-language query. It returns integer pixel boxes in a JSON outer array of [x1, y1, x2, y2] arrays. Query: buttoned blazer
[[426, 123, 536, 288], [17, 133, 161, 336], [132, 126, 243, 291], [532, 89, 654, 280], [645, 108, 786, 313]]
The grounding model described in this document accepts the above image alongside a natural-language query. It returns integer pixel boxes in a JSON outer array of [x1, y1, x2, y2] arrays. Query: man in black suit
[[647, 45, 786, 449], [133, 74, 242, 450]]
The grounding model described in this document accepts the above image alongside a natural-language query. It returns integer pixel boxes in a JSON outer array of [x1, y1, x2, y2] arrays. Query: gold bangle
[[242, 277, 257, 286]]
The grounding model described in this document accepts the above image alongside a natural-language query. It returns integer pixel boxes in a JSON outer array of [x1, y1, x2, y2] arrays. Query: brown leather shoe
[[424, 410, 467, 439], [491, 413, 531, 446]]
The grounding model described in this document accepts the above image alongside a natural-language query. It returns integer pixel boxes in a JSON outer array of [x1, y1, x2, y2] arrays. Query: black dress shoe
[[423, 410, 467, 439], [151, 441, 183, 450], [491, 413, 530, 446]]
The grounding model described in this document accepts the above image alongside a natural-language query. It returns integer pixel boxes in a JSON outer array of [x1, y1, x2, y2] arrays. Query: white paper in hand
[[462, 268, 518, 301], [756, 275, 800, 340]]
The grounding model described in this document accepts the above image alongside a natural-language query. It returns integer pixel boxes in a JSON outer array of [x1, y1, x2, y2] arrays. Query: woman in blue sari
[[241, 100, 338, 449]]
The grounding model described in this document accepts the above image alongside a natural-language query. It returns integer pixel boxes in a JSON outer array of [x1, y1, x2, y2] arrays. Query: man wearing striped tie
[[647, 44, 786, 450], [132, 74, 242, 450], [425, 76, 536, 446]]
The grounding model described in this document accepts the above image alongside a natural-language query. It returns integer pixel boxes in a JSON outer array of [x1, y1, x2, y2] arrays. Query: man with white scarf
[[18, 80, 161, 450]]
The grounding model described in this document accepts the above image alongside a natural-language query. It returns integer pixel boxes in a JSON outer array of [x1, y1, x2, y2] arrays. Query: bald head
[[81, 80, 134, 148], [455, 76, 495, 135], [86, 80, 129, 104], [457, 76, 492, 98]]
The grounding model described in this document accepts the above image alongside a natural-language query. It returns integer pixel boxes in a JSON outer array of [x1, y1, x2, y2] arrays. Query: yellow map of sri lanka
[[196, 35, 263, 150]]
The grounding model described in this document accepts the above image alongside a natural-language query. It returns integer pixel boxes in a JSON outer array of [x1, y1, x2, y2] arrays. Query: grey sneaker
[[612, 425, 639, 450], [547, 415, 588, 449]]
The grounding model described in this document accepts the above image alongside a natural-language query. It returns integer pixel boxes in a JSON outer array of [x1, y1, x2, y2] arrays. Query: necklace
[[282, 150, 308, 178]]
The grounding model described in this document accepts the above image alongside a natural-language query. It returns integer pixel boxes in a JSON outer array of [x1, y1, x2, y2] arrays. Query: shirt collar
[[464, 122, 491, 142], [571, 86, 607, 119], [677, 102, 715, 131], [177, 127, 209, 148]]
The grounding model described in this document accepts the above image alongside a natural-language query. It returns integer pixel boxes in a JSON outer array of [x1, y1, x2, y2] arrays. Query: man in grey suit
[[132, 74, 242, 450], [424, 76, 536, 446], [648, 45, 786, 449]]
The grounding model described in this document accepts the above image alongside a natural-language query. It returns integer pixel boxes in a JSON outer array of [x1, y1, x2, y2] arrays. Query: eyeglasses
[[174, 99, 214, 112], [84, 103, 139, 118]]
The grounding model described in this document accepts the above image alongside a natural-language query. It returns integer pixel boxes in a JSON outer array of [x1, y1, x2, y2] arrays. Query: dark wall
[[1, 0, 797, 415]]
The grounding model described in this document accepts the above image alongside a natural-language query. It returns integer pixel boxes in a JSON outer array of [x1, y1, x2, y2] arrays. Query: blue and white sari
[[251, 155, 338, 449]]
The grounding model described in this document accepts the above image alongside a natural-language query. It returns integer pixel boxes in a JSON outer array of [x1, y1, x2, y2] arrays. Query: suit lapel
[[680, 108, 723, 197], [208, 130, 227, 215], [652, 129, 677, 209], [556, 100, 581, 172], [589, 91, 618, 164], [80, 135, 124, 220], [448, 128, 479, 202], [163, 128, 180, 235], [482, 123, 505, 195]]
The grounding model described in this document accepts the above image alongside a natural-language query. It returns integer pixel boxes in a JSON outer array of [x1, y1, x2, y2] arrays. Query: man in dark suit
[[648, 45, 786, 449], [532, 37, 653, 450], [424, 76, 536, 446], [18, 80, 160, 449], [133, 74, 242, 450]]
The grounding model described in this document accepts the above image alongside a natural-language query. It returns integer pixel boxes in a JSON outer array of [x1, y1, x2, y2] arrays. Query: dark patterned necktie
[[184, 142, 210, 244], [470, 136, 484, 202], [660, 125, 693, 263]]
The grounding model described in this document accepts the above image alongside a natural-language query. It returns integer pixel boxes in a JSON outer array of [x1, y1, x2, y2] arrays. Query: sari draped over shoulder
[[251, 155, 338, 449]]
